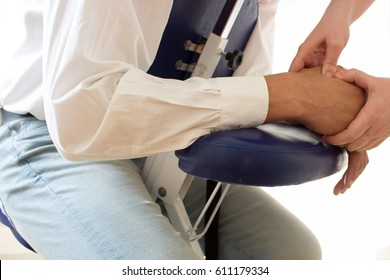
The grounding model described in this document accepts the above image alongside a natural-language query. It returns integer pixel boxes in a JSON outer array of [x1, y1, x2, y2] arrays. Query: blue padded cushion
[[175, 123, 346, 186]]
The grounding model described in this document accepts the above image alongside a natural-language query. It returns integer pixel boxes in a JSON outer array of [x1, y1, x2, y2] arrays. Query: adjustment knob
[[224, 50, 244, 70]]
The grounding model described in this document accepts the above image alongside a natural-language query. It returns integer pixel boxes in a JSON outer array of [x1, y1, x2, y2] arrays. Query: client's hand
[[296, 67, 366, 135], [265, 67, 366, 136]]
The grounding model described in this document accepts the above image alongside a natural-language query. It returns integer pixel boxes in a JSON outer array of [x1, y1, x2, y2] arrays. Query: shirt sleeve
[[42, 0, 271, 161]]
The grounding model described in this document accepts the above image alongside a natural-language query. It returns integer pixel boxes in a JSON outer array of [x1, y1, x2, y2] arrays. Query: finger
[[322, 44, 344, 76], [335, 68, 373, 90], [289, 54, 307, 72], [365, 138, 386, 151], [322, 62, 338, 77], [333, 180, 346, 195], [345, 133, 377, 152], [335, 151, 369, 195], [324, 100, 373, 146], [333, 171, 347, 195], [324, 114, 370, 146], [349, 136, 385, 152], [344, 151, 369, 188], [289, 43, 323, 72]]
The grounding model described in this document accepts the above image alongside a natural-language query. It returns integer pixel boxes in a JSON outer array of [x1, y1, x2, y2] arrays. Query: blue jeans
[[0, 113, 321, 259]]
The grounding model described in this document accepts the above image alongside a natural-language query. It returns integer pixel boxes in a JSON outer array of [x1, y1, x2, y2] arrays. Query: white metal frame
[[141, 152, 230, 259]]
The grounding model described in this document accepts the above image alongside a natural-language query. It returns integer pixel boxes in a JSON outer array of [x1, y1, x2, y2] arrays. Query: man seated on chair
[[0, 0, 366, 259]]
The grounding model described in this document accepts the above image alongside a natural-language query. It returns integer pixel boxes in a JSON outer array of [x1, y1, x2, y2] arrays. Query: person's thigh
[[0, 118, 198, 259], [184, 180, 321, 260], [219, 186, 322, 259]]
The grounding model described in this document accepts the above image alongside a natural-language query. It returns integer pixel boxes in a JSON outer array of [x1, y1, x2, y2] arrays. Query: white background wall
[[267, 0, 390, 259]]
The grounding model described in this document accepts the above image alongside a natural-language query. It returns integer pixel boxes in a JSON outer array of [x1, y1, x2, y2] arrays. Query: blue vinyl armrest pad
[[175, 123, 346, 186]]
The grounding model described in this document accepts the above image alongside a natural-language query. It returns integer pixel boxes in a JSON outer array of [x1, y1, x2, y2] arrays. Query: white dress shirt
[[0, 0, 279, 160]]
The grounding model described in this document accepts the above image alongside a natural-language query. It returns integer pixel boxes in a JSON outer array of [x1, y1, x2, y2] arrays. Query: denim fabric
[[0, 115, 321, 259]]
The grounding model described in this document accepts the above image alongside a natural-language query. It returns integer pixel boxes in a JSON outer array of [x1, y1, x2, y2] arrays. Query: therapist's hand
[[333, 150, 369, 195], [324, 68, 390, 151], [289, 4, 350, 76]]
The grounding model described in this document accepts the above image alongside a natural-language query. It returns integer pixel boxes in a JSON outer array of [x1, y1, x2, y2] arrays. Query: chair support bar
[[189, 183, 231, 242]]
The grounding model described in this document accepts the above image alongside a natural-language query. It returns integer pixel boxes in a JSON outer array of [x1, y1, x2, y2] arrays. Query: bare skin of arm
[[264, 67, 366, 136]]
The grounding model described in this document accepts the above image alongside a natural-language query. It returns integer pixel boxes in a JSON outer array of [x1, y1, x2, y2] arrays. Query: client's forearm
[[264, 72, 304, 124]]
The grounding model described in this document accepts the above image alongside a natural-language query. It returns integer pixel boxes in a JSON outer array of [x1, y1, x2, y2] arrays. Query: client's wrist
[[264, 72, 306, 124]]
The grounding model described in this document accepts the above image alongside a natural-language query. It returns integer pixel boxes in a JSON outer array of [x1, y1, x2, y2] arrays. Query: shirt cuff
[[215, 75, 269, 131]]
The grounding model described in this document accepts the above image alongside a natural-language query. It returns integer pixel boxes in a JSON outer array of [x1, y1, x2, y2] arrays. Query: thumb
[[321, 47, 343, 77], [334, 68, 372, 90]]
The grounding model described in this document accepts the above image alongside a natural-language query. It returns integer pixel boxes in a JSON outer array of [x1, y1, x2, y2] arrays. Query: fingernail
[[324, 71, 334, 77]]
